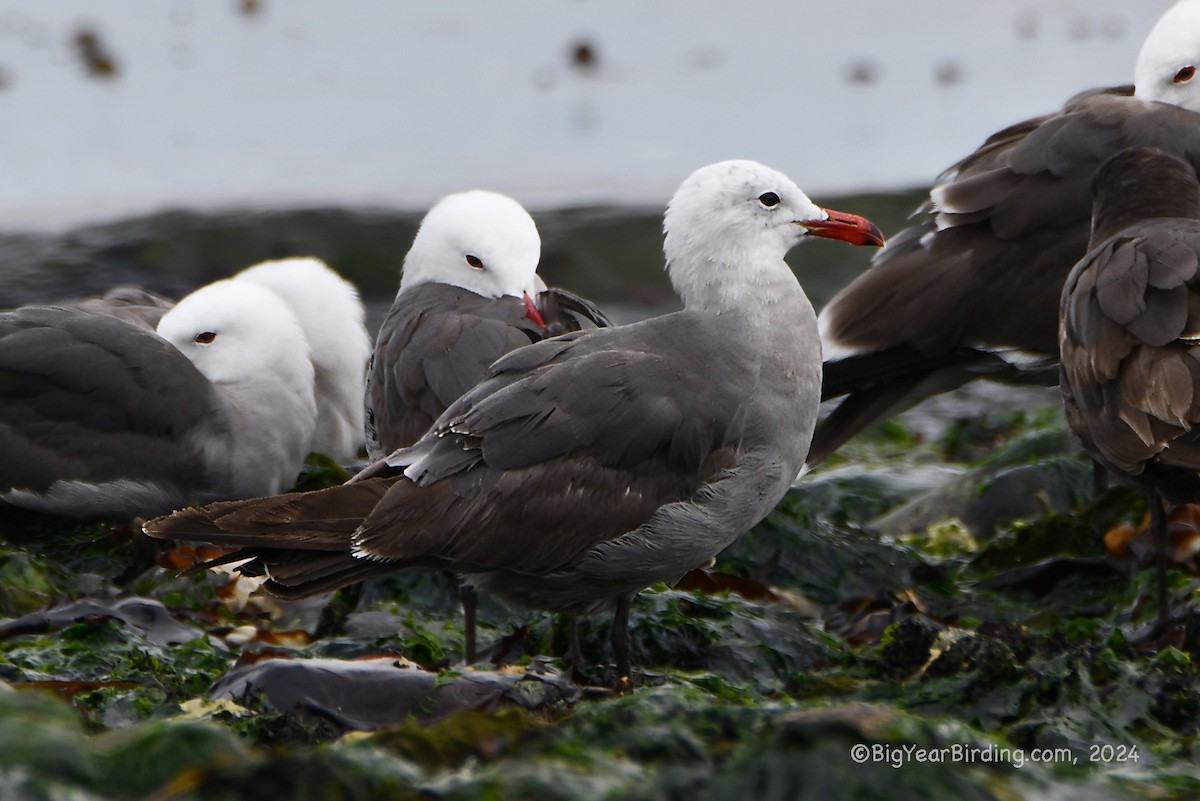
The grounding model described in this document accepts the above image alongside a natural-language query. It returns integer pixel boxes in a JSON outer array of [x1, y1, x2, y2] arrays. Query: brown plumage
[[812, 86, 1200, 466], [1060, 146, 1200, 632]]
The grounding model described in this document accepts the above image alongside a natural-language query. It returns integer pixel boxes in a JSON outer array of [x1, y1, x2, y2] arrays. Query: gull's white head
[[233, 257, 371, 459], [157, 279, 316, 395], [398, 190, 542, 299], [1135, 0, 1200, 113], [234, 257, 369, 377], [663, 160, 883, 309]]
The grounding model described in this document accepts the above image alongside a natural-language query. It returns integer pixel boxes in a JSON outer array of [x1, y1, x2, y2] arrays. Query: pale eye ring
[[758, 191, 781, 208], [1175, 65, 1196, 83], [194, 331, 217, 344], [465, 254, 485, 270]]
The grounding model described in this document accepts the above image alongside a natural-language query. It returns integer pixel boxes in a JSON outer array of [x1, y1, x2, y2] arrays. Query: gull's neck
[[667, 237, 807, 318]]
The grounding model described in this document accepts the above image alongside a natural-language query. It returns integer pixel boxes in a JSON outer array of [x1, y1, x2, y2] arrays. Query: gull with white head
[[364, 189, 608, 461], [0, 279, 317, 520], [145, 160, 883, 682], [234, 257, 371, 462]]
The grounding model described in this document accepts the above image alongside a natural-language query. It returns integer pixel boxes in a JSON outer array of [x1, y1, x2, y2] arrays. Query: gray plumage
[[0, 280, 317, 520], [64, 286, 175, 330], [365, 282, 608, 459], [144, 160, 884, 672], [363, 189, 608, 461]]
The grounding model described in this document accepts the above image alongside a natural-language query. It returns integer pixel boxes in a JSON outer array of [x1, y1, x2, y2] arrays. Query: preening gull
[[363, 190, 609, 663], [1059, 147, 1200, 634], [810, 0, 1200, 466], [0, 279, 317, 520], [234, 257, 371, 462], [144, 159, 884, 680], [364, 189, 609, 462]]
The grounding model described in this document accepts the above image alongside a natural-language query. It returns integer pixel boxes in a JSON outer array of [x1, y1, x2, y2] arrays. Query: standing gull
[[1060, 147, 1200, 633], [144, 160, 885, 680], [364, 189, 608, 462], [810, 0, 1200, 466], [364, 189, 609, 661], [0, 280, 317, 520]]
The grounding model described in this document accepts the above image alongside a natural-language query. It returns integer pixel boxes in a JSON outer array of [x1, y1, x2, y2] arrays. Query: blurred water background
[[0, 0, 1176, 326]]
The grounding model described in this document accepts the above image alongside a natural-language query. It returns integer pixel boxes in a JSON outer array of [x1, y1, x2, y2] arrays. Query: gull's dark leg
[[460, 583, 478, 664], [1149, 492, 1171, 636], [611, 594, 633, 688], [564, 614, 583, 670], [1092, 460, 1109, 497]]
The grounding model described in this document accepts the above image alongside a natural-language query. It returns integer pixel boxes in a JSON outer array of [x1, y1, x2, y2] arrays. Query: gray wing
[[0, 305, 217, 506], [65, 286, 176, 330], [353, 314, 752, 573], [364, 282, 610, 458], [146, 314, 749, 595]]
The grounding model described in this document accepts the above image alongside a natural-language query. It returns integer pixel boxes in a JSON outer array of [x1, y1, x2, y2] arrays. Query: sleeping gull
[[364, 189, 609, 462], [0, 279, 317, 520], [65, 286, 175, 330], [810, 0, 1200, 466], [143, 159, 885, 681], [56, 257, 369, 462], [235, 257, 371, 462]]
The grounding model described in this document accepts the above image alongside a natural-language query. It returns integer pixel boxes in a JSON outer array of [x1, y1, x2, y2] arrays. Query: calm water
[[0, 0, 1172, 231]]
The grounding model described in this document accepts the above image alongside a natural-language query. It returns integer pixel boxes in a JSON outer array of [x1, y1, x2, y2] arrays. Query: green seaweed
[[3, 362, 1200, 798]]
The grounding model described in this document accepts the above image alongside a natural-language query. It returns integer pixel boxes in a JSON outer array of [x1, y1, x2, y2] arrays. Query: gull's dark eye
[[1175, 65, 1196, 83], [465, 254, 485, 270], [758, 192, 781, 208], [194, 331, 217, 344]]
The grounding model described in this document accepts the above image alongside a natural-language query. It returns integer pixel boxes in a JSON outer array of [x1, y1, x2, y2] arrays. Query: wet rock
[[725, 500, 924, 605], [210, 655, 581, 731], [0, 595, 206, 646], [873, 457, 1092, 541], [791, 463, 962, 526]]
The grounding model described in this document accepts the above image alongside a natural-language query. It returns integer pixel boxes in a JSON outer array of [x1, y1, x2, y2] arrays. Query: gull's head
[[399, 189, 542, 300], [157, 279, 315, 391], [232, 256, 371, 459], [663, 160, 884, 307], [233, 256, 371, 381], [1135, 0, 1200, 113]]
